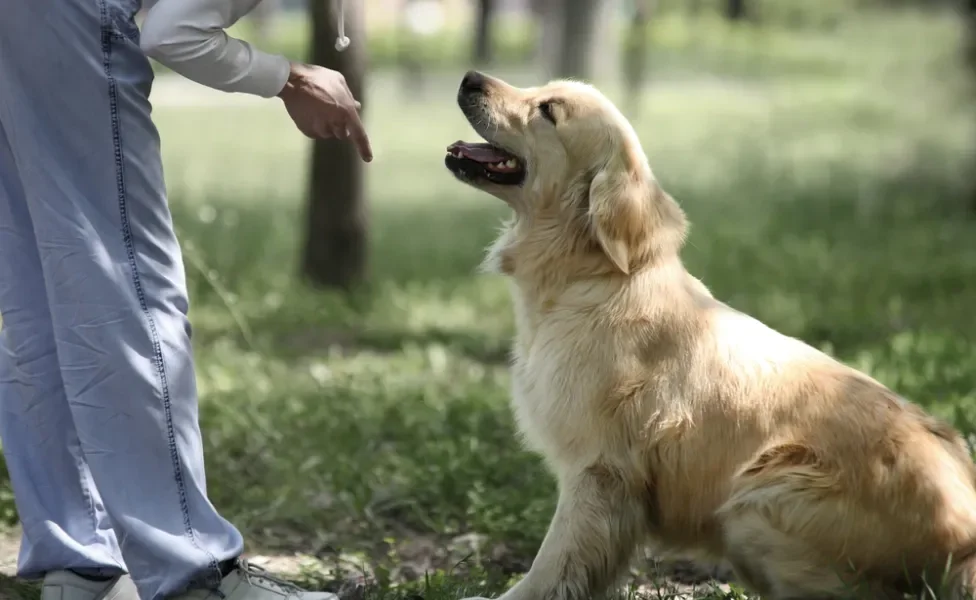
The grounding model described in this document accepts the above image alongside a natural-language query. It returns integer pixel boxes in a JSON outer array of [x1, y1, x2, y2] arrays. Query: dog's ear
[[588, 167, 640, 274], [587, 157, 655, 275], [587, 155, 686, 275]]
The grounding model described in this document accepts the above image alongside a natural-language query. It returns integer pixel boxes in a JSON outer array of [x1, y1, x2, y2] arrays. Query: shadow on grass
[[273, 326, 510, 366]]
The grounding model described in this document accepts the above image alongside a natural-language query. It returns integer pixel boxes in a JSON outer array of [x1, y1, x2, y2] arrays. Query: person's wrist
[[277, 62, 309, 99]]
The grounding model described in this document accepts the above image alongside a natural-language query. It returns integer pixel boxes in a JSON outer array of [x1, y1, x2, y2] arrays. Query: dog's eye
[[539, 101, 557, 124]]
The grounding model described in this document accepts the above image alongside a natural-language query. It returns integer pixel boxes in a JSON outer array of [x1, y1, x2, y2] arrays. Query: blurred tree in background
[[726, 0, 748, 21], [970, 0, 976, 213], [472, 0, 497, 65], [303, 0, 368, 288], [623, 0, 653, 117], [553, 0, 600, 78], [542, 0, 620, 81]]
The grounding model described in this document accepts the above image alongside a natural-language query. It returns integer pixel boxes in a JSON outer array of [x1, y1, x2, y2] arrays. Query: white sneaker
[[41, 571, 139, 600], [171, 560, 338, 600]]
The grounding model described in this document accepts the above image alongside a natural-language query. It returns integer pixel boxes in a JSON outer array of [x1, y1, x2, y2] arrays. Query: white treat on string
[[334, 0, 350, 51]]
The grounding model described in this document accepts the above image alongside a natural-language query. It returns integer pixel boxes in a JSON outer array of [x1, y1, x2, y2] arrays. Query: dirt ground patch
[[0, 529, 19, 576]]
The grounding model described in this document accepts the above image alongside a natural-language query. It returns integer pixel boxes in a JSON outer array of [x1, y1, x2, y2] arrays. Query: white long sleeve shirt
[[139, 0, 292, 98]]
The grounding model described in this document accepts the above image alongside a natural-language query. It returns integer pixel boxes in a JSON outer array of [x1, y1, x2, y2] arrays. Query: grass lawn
[[2, 6, 976, 600]]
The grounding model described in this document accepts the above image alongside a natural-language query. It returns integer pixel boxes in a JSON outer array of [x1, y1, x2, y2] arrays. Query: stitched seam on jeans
[[75, 450, 101, 549], [98, 1, 221, 587]]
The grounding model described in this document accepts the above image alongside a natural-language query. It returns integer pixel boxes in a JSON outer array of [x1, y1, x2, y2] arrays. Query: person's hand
[[277, 62, 373, 162]]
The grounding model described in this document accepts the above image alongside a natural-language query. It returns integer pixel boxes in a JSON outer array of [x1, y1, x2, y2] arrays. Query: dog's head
[[445, 71, 687, 279]]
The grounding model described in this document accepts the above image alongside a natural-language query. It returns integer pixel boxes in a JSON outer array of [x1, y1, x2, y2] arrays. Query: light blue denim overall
[[0, 0, 245, 597]]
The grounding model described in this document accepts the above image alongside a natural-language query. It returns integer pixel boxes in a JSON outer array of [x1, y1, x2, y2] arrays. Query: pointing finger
[[344, 109, 372, 162]]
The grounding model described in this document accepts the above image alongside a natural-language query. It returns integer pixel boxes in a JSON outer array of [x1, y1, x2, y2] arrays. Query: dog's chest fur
[[506, 287, 627, 473]]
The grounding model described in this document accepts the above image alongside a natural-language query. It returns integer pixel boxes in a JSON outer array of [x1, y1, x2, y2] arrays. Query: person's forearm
[[139, 0, 290, 98]]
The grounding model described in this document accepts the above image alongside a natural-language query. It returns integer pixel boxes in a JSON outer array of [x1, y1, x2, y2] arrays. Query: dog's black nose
[[460, 70, 486, 95]]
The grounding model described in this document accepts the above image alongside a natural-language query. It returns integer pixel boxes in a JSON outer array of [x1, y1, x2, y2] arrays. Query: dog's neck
[[484, 224, 697, 316]]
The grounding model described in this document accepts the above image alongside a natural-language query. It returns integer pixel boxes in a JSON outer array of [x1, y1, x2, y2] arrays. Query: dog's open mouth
[[445, 141, 525, 186]]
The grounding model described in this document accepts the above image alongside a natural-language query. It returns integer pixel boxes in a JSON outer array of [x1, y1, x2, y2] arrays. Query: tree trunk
[[528, 0, 547, 62], [968, 0, 976, 213], [543, 0, 620, 83], [967, 0, 976, 68], [472, 0, 497, 66], [302, 0, 368, 289], [593, 0, 622, 83], [623, 0, 653, 117], [537, 0, 561, 74], [726, 0, 747, 21], [397, 0, 425, 96], [554, 0, 600, 79]]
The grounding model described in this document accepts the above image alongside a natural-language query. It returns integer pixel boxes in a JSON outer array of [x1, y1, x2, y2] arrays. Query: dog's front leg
[[466, 464, 648, 600]]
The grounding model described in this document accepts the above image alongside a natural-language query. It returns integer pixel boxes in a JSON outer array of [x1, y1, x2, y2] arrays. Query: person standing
[[0, 0, 370, 599]]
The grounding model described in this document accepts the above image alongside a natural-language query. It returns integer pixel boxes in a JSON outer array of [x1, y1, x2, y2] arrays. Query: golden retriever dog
[[443, 70, 976, 599]]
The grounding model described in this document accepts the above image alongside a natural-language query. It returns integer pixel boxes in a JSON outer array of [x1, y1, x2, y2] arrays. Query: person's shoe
[[41, 570, 139, 600], [171, 560, 338, 600]]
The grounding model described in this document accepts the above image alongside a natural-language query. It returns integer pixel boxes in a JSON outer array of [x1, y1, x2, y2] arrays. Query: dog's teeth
[[505, 159, 517, 168]]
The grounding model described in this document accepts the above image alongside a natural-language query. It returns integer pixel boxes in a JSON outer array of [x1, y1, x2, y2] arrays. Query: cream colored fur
[[446, 71, 976, 600]]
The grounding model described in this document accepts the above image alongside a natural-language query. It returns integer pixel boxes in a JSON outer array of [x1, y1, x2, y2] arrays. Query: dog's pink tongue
[[448, 141, 510, 163]]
